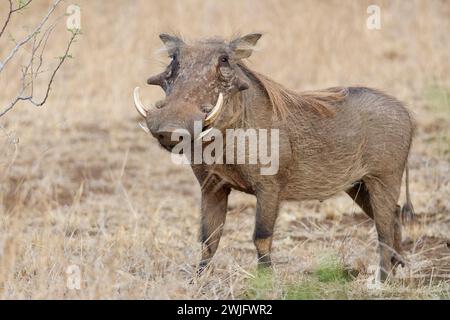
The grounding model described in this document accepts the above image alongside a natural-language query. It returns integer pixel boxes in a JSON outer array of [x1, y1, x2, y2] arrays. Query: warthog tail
[[401, 163, 416, 223]]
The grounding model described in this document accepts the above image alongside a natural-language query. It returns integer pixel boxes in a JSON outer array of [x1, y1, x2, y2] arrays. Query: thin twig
[[0, 30, 79, 117], [0, 0, 63, 73], [0, 0, 13, 39], [0, 0, 31, 39]]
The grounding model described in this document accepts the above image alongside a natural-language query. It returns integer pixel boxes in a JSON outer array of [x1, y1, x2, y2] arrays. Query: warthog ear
[[159, 33, 184, 55], [229, 33, 262, 59]]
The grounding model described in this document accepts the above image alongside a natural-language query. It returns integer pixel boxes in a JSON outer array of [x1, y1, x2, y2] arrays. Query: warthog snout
[[134, 85, 226, 151]]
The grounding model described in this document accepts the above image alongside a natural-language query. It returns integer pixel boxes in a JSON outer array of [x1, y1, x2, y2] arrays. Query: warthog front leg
[[253, 188, 280, 268], [198, 183, 230, 274]]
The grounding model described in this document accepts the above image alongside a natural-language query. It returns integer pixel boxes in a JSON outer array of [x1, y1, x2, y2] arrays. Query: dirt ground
[[0, 0, 449, 299]]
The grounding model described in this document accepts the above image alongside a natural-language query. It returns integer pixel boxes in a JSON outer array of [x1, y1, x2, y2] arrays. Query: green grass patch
[[314, 255, 353, 283], [424, 85, 450, 118], [283, 279, 350, 300], [242, 254, 354, 300], [283, 255, 352, 300], [241, 253, 450, 299], [243, 268, 276, 300]]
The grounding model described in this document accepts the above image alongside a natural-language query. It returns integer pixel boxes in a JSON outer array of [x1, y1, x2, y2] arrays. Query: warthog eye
[[219, 55, 229, 64]]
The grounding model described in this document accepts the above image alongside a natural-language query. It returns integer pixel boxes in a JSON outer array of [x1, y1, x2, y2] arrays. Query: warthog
[[133, 33, 415, 281]]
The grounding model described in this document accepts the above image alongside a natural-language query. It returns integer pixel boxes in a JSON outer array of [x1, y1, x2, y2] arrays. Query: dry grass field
[[0, 0, 449, 299]]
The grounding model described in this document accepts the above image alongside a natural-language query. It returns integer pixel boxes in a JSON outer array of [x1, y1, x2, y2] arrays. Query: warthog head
[[134, 33, 262, 151]]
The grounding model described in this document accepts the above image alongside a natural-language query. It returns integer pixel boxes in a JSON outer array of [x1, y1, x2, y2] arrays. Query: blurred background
[[0, 0, 448, 299]]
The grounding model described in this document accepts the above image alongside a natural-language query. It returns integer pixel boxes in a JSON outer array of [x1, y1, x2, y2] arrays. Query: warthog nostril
[[154, 128, 183, 150], [157, 130, 173, 141]]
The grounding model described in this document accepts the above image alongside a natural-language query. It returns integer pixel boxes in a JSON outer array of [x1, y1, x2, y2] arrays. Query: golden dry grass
[[0, 0, 449, 299]]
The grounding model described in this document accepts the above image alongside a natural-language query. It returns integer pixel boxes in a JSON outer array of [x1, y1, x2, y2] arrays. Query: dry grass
[[0, 0, 449, 299]]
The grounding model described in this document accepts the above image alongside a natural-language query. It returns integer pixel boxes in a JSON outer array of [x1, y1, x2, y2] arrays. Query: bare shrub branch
[[0, 0, 80, 117], [0, 0, 32, 39]]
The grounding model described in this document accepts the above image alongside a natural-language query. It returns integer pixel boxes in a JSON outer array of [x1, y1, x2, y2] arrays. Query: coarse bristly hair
[[237, 62, 348, 120]]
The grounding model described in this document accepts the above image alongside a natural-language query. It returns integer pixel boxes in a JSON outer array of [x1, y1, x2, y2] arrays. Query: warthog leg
[[392, 205, 405, 268], [197, 177, 230, 275], [253, 188, 280, 269], [347, 180, 406, 272], [364, 174, 403, 282]]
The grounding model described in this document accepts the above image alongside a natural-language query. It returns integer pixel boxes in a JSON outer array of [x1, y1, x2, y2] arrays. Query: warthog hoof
[[391, 252, 406, 268]]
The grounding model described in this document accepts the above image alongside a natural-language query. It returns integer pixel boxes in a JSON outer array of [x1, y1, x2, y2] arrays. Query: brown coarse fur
[[142, 34, 416, 282], [238, 62, 346, 119]]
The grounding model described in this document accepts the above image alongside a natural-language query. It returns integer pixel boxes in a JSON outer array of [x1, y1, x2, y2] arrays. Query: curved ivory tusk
[[196, 127, 213, 141], [138, 122, 150, 133], [133, 87, 152, 118], [204, 93, 224, 126]]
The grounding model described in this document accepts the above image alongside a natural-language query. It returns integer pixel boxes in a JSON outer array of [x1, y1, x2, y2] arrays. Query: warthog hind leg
[[364, 174, 403, 282], [392, 205, 405, 268], [347, 180, 406, 273]]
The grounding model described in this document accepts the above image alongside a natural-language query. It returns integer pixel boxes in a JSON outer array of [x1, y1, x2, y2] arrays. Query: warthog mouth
[[133, 87, 224, 143]]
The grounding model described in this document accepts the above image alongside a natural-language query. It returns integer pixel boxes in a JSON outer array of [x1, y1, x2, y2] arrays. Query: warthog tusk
[[133, 87, 153, 118], [138, 122, 149, 133], [204, 93, 223, 126], [196, 127, 213, 141]]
